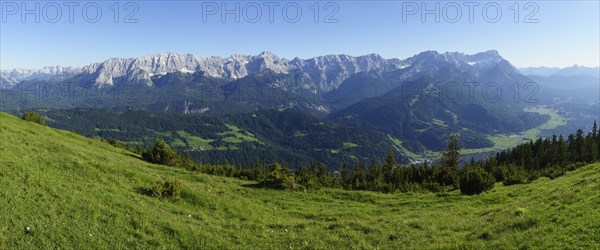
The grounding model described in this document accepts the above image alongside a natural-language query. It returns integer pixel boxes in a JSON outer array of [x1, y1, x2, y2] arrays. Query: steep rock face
[[402, 50, 504, 77], [77, 52, 290, 87], [288, 53, 407, 91], [2, 50, 514, 92], [76, 52, 409, 89]]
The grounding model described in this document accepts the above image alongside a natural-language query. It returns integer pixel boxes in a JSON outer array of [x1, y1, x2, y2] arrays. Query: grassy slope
[[1, 112, 599, 249]]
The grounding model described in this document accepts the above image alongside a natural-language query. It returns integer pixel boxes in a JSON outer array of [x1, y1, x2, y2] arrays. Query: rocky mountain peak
[[2, 50, 517, 90]]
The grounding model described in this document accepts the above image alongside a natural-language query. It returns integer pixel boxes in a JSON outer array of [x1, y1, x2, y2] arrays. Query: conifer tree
[[575, 129, 585, 161], [441, 135, 461, 169], [459, 165, 495, 195], [595, 121, 600, 155], [568, 134, 578, 162], [351, 161, 366, 190], [367, 161, 385, 191], [383, 149, 397, 185], [340, 163, 351, 189], [592, 121, 598, 140], [558, 135, 569, 165], [584, 135, 598, 162], [439, 135, 461, 187], [317, 163, 331, 188]]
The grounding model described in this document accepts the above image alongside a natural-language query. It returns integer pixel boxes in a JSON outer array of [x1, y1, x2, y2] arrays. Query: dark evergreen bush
[[151, 179, 182, 200], [22, 112, 45, 125], [502, 165, 529, 186], [142, 139, 178, 166], [459, 165, 495, 195], [259, 163, 295, 189]]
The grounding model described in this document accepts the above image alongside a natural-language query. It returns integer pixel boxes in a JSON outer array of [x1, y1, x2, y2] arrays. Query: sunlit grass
[[0, 112, 598, 248]]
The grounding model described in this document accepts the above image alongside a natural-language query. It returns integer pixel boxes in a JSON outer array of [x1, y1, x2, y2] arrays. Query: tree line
[[111, 120, 599, 195]]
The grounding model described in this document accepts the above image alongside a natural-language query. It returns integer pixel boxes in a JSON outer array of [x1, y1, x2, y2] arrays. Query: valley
[[460, 106, 567, 156]]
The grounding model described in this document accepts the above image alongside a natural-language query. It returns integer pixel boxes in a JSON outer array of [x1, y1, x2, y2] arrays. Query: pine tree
[[340, 163, 351, 189], [383, 149, 397, 185], [307, 163, 322, 189], [459, 165, 495, 195], [367, 161, 385, 191], [295, 165, 317, 189], [568, 134, 578, 162], [556, 135, 570, 166], [351, 161, 366, 190], [575, 129, 585, 162], [439, 135, 461, 188], [591, 120, 598, 138], [317, 163, 331, 188], [584, 135, 598, 162], [441, 135, 461, 169], [282, 162, 291, 176], [595, 121, 600, 156]]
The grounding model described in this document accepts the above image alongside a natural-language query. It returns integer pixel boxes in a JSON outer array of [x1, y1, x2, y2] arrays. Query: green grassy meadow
[[1, 112, 599, 249]]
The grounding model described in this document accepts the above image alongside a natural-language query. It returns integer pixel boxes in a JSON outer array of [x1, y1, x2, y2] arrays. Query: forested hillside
[[35, 109, 412, 167]]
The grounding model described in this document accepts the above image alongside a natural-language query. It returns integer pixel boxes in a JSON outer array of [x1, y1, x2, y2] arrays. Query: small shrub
[[151, 179, 182, 200], [259, 163, 295, 189], [142, 139, 179, 166], [21, 112, 45, 125], [514, 207, 528, 216], [503, 166, 529, 186], [490, 164, 509, 182], [565, 162, 586, 171], [459, 165, 495, 195], [107, 138, 125, 148], [478, 231, 492, 240], [435, 166, 460, 189], [421, 181, 443, 193], [511, 218, 538, 230], [540, 167, 566, 179]]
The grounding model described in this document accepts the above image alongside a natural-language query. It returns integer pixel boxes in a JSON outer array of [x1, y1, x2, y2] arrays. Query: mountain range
[[2, 51, 405, 90], [0, 50, 530, 113], [1, 50, 510, 90], [2, 50, 597, 163], [6, 51, 597, 88]]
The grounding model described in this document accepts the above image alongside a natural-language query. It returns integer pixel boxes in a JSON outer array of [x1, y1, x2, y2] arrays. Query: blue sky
[[1, 1, 599, 69]]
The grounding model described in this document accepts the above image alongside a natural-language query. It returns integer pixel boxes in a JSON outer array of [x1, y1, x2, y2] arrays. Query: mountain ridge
[[2, 50, 507, 90]]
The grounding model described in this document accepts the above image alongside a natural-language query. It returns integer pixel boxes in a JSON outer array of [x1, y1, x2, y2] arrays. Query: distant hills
[[519, 65, 599, 78]]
